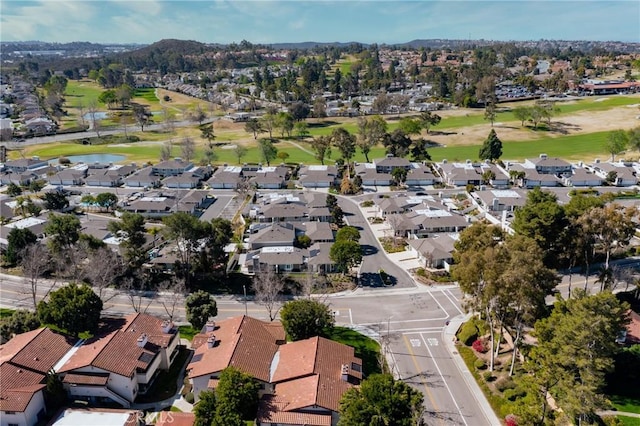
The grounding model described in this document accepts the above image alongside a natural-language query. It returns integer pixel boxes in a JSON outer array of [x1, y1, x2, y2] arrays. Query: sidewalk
[[443, 314, 502, 426]]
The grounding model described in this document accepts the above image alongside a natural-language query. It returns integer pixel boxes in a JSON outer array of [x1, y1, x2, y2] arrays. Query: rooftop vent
[[137, 333, 148, 348], [161, 320, 173, 334], [341, 364, 350, 381], [205, 320, 216, 333], [207, 335, 216, 349]]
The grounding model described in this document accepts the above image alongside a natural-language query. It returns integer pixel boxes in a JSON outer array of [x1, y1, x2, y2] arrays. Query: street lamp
[[243, 284, 248, 316]]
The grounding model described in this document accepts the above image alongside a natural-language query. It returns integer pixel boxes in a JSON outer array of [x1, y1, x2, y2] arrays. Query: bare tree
[[160, 140, 173, 161], [87, 100, 102, 137], [252, 267, 285, 321], [385, 214, 404, 247], [161, 107, 175, 133], [20, 244, 52, 309], [77, 101, 86, 127], [157, 279, 186, 321], [180, 136, 196, 162], [121, 275, 155, 314], [83, 247, 124, 303]]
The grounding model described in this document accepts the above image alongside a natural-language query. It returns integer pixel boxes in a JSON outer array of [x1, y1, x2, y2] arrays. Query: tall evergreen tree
[[478, 128, 503, 161]]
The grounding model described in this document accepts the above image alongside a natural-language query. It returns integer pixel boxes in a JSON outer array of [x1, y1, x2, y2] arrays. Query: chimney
[[595, 158, 600, 164], [161, 320, 173, 334], [539, 153, 548, 159], [205, 320, 216, 332], [137, 333, 148, 348], [207, 335, 216, 349], [32, 156, 40, 161], [492, 198, 500, 210], [341, 364, 350, 381]]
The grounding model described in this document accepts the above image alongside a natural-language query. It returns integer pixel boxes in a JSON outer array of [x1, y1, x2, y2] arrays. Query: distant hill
[[125, 39, 210, 56], [268, 41, 367, 49]]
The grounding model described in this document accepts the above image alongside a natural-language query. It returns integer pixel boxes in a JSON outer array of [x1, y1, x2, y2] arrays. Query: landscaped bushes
[[495, 376, 517, 393], [472, 339, 488, 353], [458, 321, 480, 346], [474, 358, 487, 370]]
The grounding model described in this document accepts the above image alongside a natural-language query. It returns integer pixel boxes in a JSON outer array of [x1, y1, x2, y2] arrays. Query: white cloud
[[1, 1, 97, 41], [108, 0, 164, 17]]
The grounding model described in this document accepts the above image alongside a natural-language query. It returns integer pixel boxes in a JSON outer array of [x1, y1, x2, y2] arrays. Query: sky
[[1, 0, 639, 45]]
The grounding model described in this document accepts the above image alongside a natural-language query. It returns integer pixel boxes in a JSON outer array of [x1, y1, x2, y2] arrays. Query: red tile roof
[[257, 395, 332, 426], [270, 337, 362, 412], [62, 372, 109, 386], [58, 313, 177, 377], [188, 316, 284, 382], [0, 328, 76, 413], [0, 328, 76, 374], [0, 363, 46, 412], [626, 309, 640, 344]]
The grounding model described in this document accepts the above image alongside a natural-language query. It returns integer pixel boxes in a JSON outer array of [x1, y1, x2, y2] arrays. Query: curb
[[443, 314, 502, 426]]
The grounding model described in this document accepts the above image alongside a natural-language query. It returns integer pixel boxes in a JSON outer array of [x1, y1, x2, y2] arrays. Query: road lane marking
[[419, 333, 468, 426], [439, 289, 464, 315], [425, 288, 449, 314], [402, 334, 440, 415], [410, 338, 421, 347], [446, 289, 460, 302], [427, 338, 439, 346], [359, 317, 447, 326], [348, 308, 353, 325]]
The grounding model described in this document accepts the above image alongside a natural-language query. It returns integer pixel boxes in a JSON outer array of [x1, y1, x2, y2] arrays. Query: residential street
[[338, 194, 417, 289]]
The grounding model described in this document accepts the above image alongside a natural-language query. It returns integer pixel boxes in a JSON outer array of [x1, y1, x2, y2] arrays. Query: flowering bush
[[505, 414, 518, 426], [472, 339, 487, 353]]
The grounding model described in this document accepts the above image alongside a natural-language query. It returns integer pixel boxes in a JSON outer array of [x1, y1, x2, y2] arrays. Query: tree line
[[452, 187, 639, 424]]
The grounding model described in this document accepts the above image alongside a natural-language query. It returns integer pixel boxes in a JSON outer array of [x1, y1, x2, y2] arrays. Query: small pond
[[49, 154, 126, 165], [82, 111, 109, 120]]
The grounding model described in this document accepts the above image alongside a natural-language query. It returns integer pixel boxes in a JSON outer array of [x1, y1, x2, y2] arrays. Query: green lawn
[[0, 308, 16, 319], [134, 88, 159, 103], [618, 416, 640, 426], [610, 395, 640, 415], [429, 130, 612, 162], [178, 325, 199, 342], [327, 326, 382, 376], [64, 80, 106, 109], [20, 128, 614, 166]]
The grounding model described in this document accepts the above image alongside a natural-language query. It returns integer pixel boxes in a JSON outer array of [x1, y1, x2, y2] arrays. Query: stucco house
[[187, 316, 361, 426], [57, 313, 180, 408], [0, 328, 76, 426]]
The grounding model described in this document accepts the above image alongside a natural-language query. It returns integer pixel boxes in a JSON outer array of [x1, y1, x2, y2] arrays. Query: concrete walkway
[[599, 410, 640, 418], [443, 314, 502, 426]]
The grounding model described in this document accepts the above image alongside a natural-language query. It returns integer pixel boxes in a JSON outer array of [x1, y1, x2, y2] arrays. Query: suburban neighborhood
[[1, 5, 640, 425]]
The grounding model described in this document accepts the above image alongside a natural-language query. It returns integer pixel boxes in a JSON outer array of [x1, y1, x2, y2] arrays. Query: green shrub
[[457, 320, 479, 346], [474, 358, 486, 370], [504, 387, 526, 402], [495, 377, 517, 393], [415, 268, 426, 277], [184, 392, 194, 404], [360, 200, 374, 207], [483, 371, 495, 382]]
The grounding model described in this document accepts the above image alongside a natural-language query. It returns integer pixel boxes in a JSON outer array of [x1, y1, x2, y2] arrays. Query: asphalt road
[[338, 195, 417, 289], [5, 117, 217, 148]]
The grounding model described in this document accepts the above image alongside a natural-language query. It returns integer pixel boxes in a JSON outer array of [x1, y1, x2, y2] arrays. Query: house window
[[5, 411, 16, 414], [283, 264, 292, 271], [351, 363, 362, 373]]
